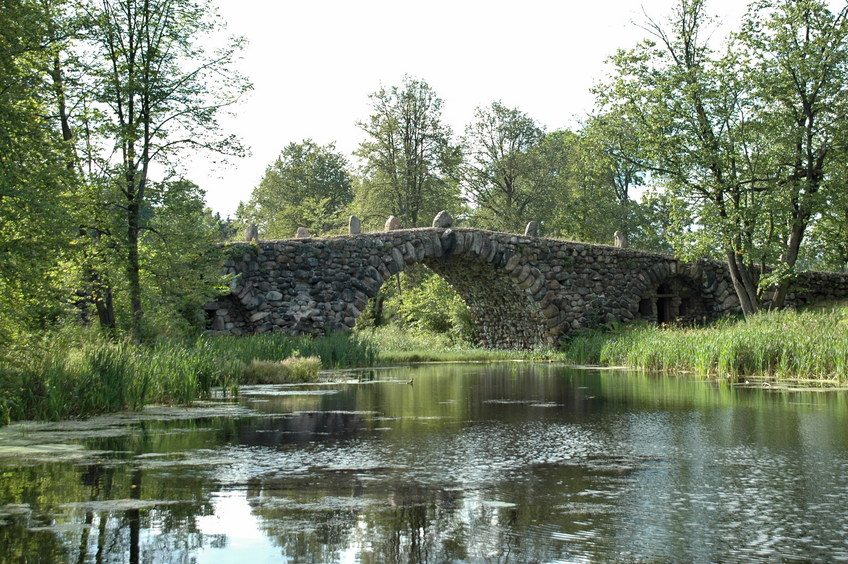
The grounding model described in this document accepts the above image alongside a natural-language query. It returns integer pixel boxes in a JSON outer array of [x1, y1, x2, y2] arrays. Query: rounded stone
[[432, 210, 453, 228]]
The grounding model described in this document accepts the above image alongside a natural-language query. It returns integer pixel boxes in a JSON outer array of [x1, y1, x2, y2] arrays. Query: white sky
[[193, 0, 751, 217]]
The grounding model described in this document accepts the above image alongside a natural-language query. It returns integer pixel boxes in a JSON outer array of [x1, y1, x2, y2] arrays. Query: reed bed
[[0, 330, 377, 424], [240, 355, 322, 384], [564, 308, 848, 381]]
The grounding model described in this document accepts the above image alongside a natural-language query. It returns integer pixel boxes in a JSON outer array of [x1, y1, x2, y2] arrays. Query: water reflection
[[2, 364, 848, 562]]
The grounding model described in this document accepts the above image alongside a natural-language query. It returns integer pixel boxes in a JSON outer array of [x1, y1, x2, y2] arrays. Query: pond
[[2, 363, 848, 563]]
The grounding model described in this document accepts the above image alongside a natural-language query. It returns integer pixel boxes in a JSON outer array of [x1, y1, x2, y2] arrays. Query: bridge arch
[[354, 229, 562, 348]]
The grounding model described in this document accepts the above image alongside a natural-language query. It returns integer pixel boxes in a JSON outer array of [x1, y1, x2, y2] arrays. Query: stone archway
[[362, 229, 561, 349], [634, 265, 717, 325]]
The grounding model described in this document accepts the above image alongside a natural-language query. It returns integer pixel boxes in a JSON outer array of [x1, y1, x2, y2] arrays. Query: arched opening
[[355, 264, 476, 345], [638, 277, 712, 326], [355, 251, 553, 350]]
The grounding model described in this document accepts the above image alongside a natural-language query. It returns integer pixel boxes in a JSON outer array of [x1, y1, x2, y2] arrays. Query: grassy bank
[[361, 325, 561, 364], [563, 306, 848, 382], [4, 304, 845, 424], [0, 330, 376, 424]]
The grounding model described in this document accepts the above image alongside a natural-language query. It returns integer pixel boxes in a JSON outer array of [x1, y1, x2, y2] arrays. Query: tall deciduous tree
[[597, 0, 776, 315], [76, 0, 249, 339], [0, 0, 73, 346], [355, 76, 462, 228], [238, 140, 353, 238], [738, 0, 848, 306], [599, 0, 848, 314], [462, 102, 547, 232]]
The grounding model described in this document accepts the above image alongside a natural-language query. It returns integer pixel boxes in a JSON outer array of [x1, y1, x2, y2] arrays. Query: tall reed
[[0, 330, 378, 424], [565, 307, 848, 381]]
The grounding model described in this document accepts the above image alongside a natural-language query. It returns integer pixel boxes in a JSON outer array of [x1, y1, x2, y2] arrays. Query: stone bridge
[[205, 226, 848, 349]]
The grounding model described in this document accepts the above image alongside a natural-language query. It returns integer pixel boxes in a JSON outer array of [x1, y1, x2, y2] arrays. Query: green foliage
[[355, 76, 464, 228], [387, 270, 475, 342], [462, 102, 548, 232], [358, 266, 475, 345], [237, 140, 353, 238], [0, 0, 75, 348], [596, 0, 848, 312], [139, 180, 232, 339]]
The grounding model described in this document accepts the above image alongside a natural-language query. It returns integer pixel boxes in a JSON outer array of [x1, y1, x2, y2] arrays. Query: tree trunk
[[771, 218, 807, 309], [127, 198, 143, 342], [725, 249, 759, 316]]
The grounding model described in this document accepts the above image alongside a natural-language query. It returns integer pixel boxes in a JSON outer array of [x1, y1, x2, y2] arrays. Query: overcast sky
[[192, 0, 753, 217]]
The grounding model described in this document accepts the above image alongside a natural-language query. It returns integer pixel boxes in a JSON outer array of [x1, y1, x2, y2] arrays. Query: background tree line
[[4, 0, 848, 350]]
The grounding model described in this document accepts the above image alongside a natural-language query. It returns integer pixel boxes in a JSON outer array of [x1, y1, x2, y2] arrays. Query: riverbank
[[562, 305, 848, 382], [3, 304, 846, 424]]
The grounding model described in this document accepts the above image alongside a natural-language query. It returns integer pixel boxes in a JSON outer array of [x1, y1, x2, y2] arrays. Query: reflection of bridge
[[205, 227, 848, 349]]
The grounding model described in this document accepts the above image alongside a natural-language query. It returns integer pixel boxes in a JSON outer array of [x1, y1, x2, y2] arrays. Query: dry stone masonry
[[206, 225, 848, 349]]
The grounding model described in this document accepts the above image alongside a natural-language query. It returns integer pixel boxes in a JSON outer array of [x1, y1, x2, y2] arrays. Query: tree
[[355, 76, 462, 228], [597, 0, 776, 315], [462, 102, 547, 232], [0, 0, 74, 347], [738, 0, 848, 306], [140, 180, 230, 336], [578, 112, 645, 239], [74, 0, 249, 339], [238, 140, 353, 238]]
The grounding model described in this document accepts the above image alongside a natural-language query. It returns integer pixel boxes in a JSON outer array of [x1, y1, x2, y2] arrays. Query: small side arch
[[634, 264, 718, 325]]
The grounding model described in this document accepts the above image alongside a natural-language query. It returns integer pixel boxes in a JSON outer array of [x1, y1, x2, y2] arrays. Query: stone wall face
[[203, 228, 848, 349]]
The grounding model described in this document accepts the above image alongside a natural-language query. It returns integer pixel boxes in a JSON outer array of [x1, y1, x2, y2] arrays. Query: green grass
[[360, 325, 561, 364], [0, 329, 376, 425], [563, 306, 848, 382]]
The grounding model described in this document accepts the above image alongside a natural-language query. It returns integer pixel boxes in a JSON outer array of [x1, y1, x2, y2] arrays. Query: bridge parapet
[[204, 228, 848, 348]]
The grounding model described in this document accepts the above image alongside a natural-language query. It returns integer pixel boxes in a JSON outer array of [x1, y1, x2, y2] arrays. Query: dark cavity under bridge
[[205, 227, 848, 349]]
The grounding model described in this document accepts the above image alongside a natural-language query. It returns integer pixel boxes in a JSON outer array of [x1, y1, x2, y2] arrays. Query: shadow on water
[[2, 363, 848, 562]]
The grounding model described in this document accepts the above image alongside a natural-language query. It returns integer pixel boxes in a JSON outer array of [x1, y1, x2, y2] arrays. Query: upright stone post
[[349, 215, 361, 234], [385, 216, 401, 231], [524, 221, 538, 237], [245, 223, 258, 242], [296, 226, 310, 238], [614, 230, 627, 248]]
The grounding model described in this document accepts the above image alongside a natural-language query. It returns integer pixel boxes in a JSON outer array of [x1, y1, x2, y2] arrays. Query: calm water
[[2, 363, 848, 563]]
